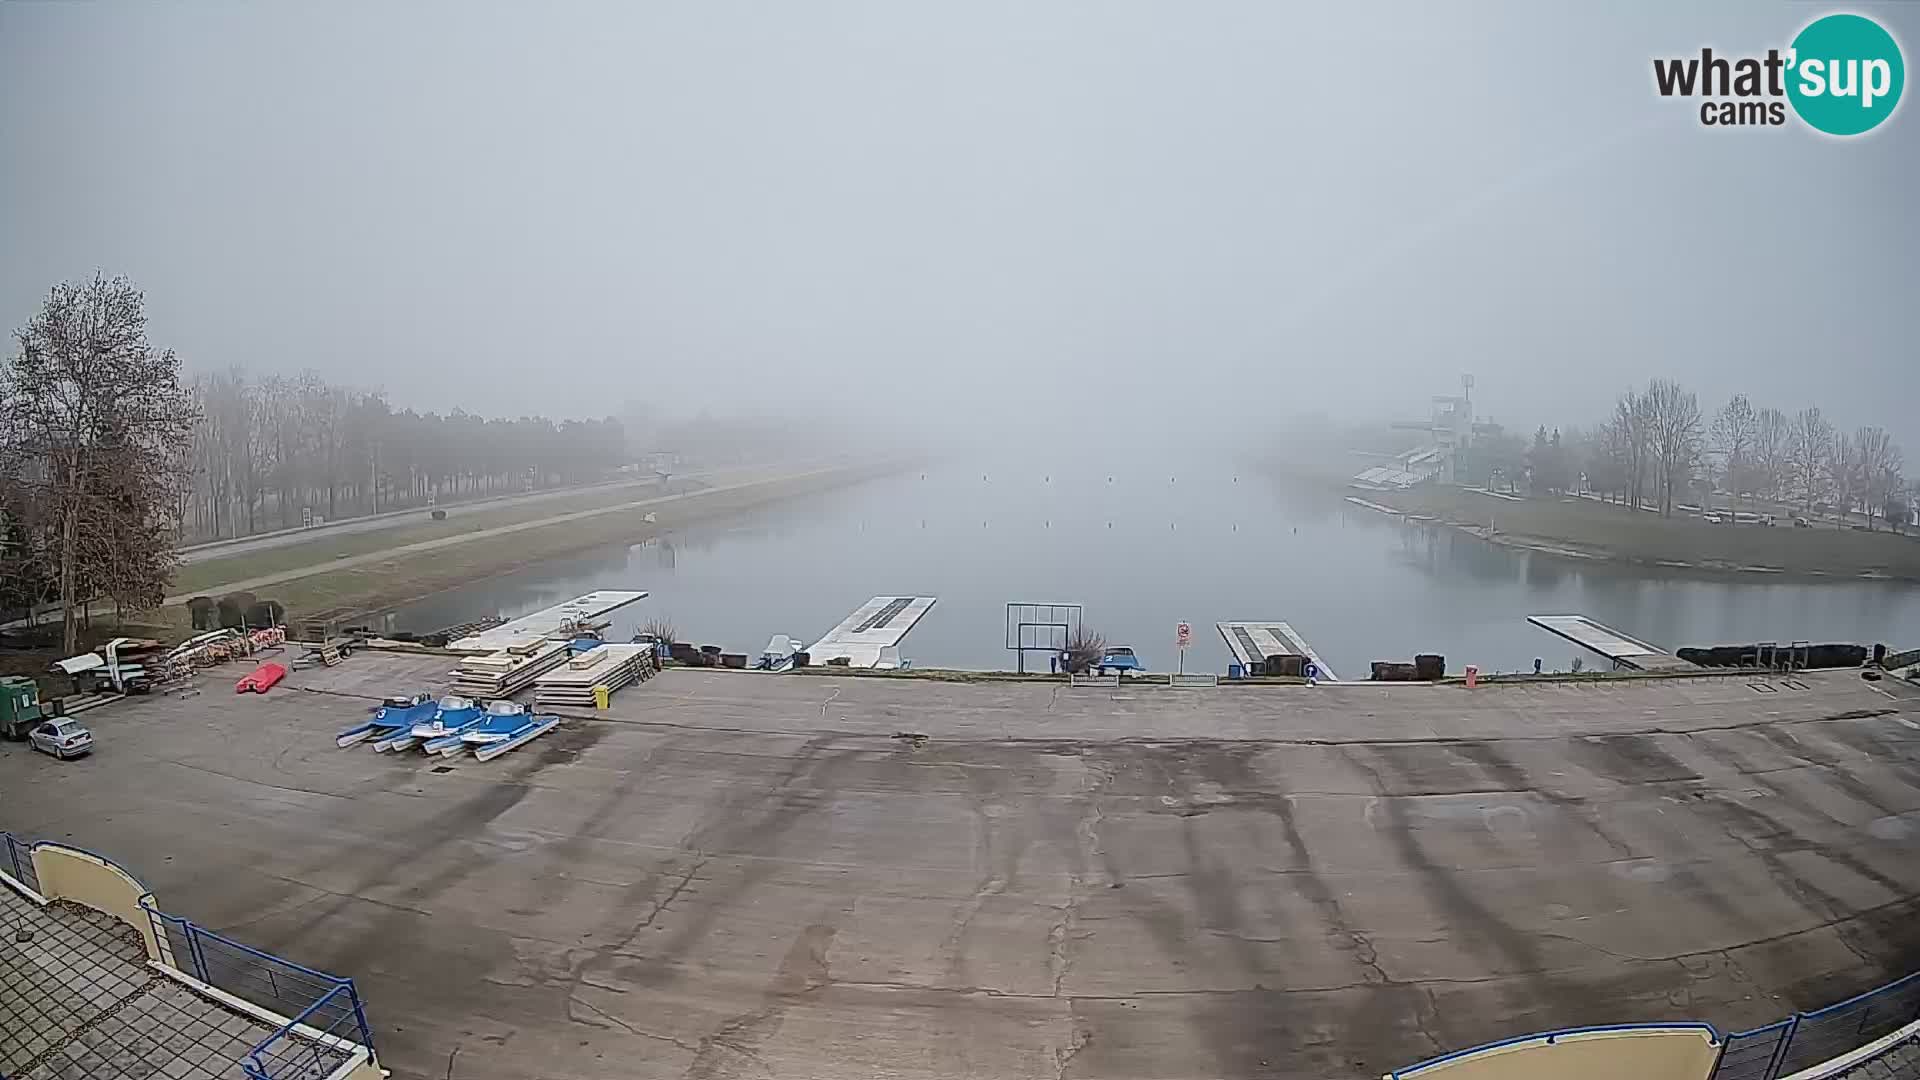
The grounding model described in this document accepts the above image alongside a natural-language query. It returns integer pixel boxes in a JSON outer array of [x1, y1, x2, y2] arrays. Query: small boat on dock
[[337, 692, 435, 747], [756, 634, 803, 671]]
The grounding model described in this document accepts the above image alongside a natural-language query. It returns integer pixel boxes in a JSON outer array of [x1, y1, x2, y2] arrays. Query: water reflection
[[381, 464, 1920, 675]]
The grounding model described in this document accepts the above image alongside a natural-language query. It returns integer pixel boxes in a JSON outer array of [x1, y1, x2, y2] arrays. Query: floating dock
[[447, 591, 648, 653], [1527, 614, 1695, 672], [1343, 495, 1400, 516], [1217, 621, 1340, 682], [808, 596, 937, 669]]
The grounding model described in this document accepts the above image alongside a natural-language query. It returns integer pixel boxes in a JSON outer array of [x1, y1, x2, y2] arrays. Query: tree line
[[1509, 379, 1908, 529], [184, 371, 626, 540]]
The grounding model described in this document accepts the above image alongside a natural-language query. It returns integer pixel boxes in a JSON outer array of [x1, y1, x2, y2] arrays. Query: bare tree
[[1644, 378, 1702, 516], [1826, 430, 1864, 525], [1061, 624, 1107, 675], [1753, 406, 1790, 503], [1785, 406, 1834, 516], [1588, 415, 1630, 502], [1610, 389, 1654, 510], [1885, 479, 1913, 535], [1853, 426, 1903, 531], [1709, 394, 1757, 511], [5, 275, 195, 652]]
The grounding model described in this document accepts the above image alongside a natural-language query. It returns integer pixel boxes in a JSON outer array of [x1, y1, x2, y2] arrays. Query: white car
[[28, 718, 94, 760]]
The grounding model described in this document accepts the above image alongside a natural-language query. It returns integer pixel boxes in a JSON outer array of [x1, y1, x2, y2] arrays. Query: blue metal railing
[[137, 897, 378, 1079], [244, 982, 376, 1080], [1, 830, 39, 894], [0, 829, 376, 1080], [1707, 1017, 1791, 1080], [1715, 970, 1920, 1079]]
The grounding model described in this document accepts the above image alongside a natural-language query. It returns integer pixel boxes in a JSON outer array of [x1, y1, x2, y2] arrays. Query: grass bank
[[204, 464, 886, 628], [168, 468, 783, 595], [1366, 484, 1920, 580]]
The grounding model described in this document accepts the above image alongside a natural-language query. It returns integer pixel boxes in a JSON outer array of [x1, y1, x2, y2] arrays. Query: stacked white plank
[[533, 643, 655, 708], [450, 637, 571, 698]]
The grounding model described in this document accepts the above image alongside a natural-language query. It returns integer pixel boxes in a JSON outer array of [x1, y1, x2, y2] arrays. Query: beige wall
[[1393, 1027, 1720, 1080], [31, 843, 167, 964]]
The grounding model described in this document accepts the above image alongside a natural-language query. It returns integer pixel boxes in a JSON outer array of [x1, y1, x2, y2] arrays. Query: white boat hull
[[473, 717, 560, 762]]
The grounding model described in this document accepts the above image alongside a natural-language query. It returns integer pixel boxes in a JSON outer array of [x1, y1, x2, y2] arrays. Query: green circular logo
[[1787, 13, 1904, 135]]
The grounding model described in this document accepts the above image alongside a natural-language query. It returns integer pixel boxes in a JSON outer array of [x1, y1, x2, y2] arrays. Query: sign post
[[1175, 621, 1192, 675]]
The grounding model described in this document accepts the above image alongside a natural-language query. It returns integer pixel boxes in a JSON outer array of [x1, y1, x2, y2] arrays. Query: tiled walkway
[[1840, 1037, 1920, 1080], [0, 884, 337, 1080]]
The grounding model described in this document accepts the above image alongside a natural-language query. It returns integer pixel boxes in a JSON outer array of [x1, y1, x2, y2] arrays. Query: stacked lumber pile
[[533, 643, 656, 708], [451, 637, 570, 698]]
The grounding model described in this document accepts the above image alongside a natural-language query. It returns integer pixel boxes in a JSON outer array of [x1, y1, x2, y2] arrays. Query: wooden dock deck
[[1527, 614, 1695, 671]]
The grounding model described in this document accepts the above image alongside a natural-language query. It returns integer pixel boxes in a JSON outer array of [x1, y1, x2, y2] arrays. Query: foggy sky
[[3, 2, 1915, 452]]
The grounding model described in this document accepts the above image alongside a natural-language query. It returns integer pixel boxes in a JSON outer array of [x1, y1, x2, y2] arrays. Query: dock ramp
[[1528, 614, 1695, 672], [808, 596, 936, 669], [1217, 621, 1340, 681]]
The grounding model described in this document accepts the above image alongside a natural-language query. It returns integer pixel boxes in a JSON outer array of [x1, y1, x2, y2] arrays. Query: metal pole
[[1763, 1015, 1801, 1080], [188, 925, 212, 983], [347, 984, 377, 1057]]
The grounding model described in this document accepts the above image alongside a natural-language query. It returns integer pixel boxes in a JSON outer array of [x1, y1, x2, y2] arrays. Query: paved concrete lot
[[4, 655, 1919, 1079]]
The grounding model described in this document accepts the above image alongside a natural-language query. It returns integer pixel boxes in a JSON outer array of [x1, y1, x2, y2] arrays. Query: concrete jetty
[[807, 595, 937, 668], [1217, 620, 1340, 681], [1527, 613, 1695, 671]]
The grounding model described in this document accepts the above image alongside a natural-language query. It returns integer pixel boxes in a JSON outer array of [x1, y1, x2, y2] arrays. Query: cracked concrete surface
[[3, 656, 1919, 1079]]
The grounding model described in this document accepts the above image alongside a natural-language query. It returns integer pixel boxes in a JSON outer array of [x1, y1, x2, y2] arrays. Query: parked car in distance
[[29, 718, 94, 760]]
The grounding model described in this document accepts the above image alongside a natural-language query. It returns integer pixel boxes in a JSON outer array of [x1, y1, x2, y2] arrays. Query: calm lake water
[[379, 461, 1920, 676]]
